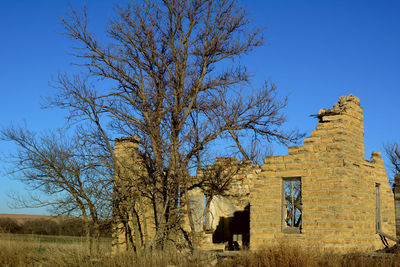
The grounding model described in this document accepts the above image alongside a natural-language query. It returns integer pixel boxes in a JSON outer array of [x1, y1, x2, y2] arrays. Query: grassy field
[[0, 233, 112, 245], [0, 233, 111, 266], [1, 233, 399, 267]]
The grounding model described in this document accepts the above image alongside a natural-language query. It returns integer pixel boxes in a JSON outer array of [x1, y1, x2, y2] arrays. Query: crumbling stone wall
[[251, 95, 396, 250], [112, 137, 156, 252], [112, 94, 396, 252]]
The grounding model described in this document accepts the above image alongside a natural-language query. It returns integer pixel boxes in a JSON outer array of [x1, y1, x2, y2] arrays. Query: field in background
[[1, 233, 400, 267], [0, 214, 111, 237]]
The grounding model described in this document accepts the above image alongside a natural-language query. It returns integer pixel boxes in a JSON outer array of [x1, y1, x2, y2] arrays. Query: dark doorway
[[212, 204, 250, 250]]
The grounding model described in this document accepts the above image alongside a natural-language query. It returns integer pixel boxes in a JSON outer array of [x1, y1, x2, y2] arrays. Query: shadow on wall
[[212, 204, 250, 250]]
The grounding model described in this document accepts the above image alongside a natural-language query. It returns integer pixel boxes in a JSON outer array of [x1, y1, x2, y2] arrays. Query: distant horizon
[[0, 213, 64, 218]]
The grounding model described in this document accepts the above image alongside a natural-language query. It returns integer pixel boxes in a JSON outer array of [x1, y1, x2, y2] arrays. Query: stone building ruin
[[113, 94, 399, 252]]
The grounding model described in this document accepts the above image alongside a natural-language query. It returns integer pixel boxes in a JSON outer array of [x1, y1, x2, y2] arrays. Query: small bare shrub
[[0, 218, 21, 233]]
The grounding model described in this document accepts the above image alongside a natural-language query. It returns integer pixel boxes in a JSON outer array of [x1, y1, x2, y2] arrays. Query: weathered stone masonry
[[250, 94, 396, 250], [112, 137, 157, 251], [113, 95, 397, 251]]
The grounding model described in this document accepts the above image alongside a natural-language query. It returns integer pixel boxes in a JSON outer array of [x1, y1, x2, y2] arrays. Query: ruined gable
[[251, 94, 396, 250]]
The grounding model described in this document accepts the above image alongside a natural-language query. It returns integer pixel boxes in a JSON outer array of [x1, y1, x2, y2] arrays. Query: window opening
[[282, 178, 302, 232], [203, 194, 207, 229], [376, 183, 381, 233], [203, 194, 213, 232], [177, 187, 181, 217]]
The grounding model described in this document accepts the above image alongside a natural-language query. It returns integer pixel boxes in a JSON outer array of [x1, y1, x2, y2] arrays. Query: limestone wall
[[250, 95, 396, 251], [112, 137, 156, 252]]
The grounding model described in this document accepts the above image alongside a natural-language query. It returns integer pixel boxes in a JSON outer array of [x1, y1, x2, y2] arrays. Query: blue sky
[[0, 0, 399, 215]]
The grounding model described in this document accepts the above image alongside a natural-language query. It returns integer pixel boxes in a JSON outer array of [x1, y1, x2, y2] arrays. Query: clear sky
[[0, 0, 399, 215]]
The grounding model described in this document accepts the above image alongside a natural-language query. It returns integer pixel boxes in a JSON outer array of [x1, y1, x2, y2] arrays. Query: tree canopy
[[3, 0, 303, 251]]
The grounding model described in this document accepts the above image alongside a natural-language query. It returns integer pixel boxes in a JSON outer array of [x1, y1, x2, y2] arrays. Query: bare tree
[[1, 125, 111, 251], [41, 0, 304, 251], [384, 142, 400, 184]]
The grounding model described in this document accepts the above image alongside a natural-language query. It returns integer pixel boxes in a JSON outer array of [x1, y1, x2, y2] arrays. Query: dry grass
[[0, 233, 209, 267], [219, 243, 400, 267], [1, 234, 399, 267]]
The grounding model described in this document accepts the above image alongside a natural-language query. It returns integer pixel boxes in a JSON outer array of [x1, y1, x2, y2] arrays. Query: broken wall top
[[266, 94, 367, 164]]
